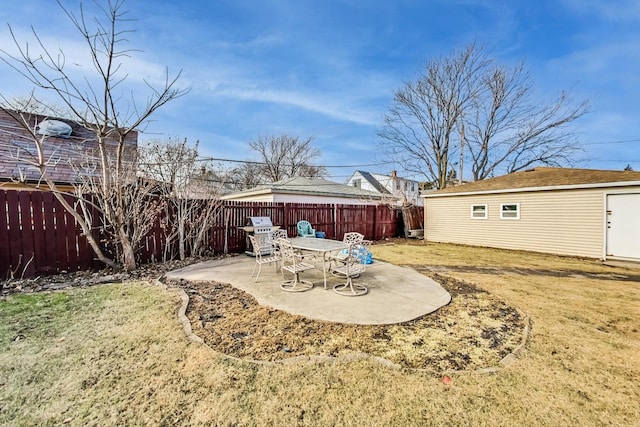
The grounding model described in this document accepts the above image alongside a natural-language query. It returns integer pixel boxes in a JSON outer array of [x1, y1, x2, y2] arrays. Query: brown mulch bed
[[164, 271, 528, 372], [2, 255, 528, 372]]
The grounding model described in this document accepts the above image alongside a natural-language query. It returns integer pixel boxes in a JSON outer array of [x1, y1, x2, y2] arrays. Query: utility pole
[[459, 120, 465, 185]]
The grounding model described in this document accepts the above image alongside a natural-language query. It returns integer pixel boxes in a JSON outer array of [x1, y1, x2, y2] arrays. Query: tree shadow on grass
[[414, 265, 640, 283]]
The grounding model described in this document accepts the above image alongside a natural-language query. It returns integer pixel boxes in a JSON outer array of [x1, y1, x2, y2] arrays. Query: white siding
[[273, 194, 375, 205], [225, 194, 275, 203], [347, 171, 379, 194], [224, 193, 377, 205], [425, 188, 607, 258], [371, 173, 423, 206]]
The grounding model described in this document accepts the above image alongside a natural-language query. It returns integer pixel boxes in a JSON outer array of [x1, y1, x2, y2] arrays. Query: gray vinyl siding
[[425, 188, 605, 258]]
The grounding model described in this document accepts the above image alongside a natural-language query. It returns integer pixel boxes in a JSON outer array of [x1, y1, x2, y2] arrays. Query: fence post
[[333, 203, 338, 239], [283, 203, 289, 236], [373, 204, 378, 241]]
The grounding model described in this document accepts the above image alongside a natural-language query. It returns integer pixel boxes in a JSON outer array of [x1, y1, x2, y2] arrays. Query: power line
[[582, 138, 640, 146], [194, 156, 385, 168], [593, 159, 640, 162]]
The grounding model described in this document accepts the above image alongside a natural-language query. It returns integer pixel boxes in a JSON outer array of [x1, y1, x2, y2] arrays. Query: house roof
[[354, 170, 391, 194], [0, 109, 138, 185], [222, 176, 392, 200], [426, 167, 640, 197]]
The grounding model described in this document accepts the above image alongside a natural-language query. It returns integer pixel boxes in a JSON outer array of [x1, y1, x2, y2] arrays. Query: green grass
[[1, 242, 639, 426]]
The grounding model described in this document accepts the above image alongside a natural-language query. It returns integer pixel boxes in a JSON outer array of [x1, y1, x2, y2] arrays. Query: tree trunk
[[119, 228, 137, 271], [178, 223, 186, 261]]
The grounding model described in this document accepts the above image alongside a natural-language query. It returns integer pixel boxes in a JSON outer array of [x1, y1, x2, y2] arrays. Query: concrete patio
[[166, 255, 451, 325]]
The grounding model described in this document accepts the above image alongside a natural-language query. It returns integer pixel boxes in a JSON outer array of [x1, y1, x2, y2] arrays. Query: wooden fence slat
[[53, 195, 69, 272], [63, 194, 80, 271], [18, 192, 36, 278], [0, 191, 10, 278], [30, 192, 49, 276], [6, 191, 23, 277], [42, 192, 59, 273]]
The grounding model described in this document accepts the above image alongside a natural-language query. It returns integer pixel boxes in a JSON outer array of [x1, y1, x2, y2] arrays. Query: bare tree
[[140, 138, 223, 261], [378, 44, 488, 189], [222, 162, 263, 191], [378, 43, 589, 188], [247, 134, 328, 184], [0, 0, 187, 270], [465, 62, 589, 180]]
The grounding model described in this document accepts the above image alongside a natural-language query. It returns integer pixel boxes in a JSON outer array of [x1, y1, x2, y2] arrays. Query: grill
[[241, 216, 278, 256], [244, 216, 274, 234]]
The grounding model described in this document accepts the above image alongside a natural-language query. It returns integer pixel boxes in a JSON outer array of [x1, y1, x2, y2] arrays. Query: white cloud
[[0, 22, 181, 96], [212, 85, 379, 126], [563, 0, 640, 22], [544, 38, 640, 89]]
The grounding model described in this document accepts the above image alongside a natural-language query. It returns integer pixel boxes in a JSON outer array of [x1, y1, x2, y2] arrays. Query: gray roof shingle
[[427, 167, 640, 196], [355, 170, 391, 194], [223, 176, 394, 200]]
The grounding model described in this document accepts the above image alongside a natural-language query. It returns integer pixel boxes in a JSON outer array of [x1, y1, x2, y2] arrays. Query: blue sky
[[1, 0, 639, 182]]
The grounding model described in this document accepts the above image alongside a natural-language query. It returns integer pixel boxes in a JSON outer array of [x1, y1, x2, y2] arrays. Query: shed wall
[[425, 188, 607, 258], [273, 194, 375, 205], [225, 193, 378, 205]]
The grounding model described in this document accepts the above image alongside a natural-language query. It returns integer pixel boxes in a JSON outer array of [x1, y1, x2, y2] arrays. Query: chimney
[[391, 170, 397, 178]]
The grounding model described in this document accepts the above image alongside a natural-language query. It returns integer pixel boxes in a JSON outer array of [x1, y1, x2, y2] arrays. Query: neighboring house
[[346, 170, 423, 206], [424, 167, 640, 262], [0, 109, 138, 189], [172, 169, 235, 200], [221, 176, 397, 205]]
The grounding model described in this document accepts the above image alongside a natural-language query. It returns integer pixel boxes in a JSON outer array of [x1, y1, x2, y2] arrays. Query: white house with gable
[[346, 170, 423, 206]]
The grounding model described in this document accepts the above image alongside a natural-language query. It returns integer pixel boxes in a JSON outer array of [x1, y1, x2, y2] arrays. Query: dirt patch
[[0, 256, 231, 296], [164, 272, 528, 372]]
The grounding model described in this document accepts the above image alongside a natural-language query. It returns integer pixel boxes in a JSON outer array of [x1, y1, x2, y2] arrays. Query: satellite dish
[[37, 119, 72, 138]]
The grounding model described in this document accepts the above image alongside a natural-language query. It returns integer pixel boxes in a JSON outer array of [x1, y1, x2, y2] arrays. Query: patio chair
[[296, 220, 316, 238], [331, 242, 369, 296], [248, 234, 281, 282], [269, 228, 288, 242], [278, 238, 315, 292], [329, 232, 365, 270], [268, 229, 289, 274]]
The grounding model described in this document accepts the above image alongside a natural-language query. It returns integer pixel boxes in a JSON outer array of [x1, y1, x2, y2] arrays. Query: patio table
[[289, 237, 348, 289]]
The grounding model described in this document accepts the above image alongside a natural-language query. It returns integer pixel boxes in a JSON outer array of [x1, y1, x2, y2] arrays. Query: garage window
[[470, 204, 488, 219], [500, 203, 520, 220]]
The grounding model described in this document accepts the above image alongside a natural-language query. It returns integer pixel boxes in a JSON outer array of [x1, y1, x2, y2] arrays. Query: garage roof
[[222, 176, 392, 200], [426, 167, 640, 197]]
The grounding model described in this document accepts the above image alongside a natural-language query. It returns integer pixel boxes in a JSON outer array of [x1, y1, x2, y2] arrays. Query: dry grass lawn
[[1, 241, 639, 426]]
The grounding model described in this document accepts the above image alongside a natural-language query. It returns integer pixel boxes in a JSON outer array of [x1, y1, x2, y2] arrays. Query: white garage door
[[606, 193, 640, 260]]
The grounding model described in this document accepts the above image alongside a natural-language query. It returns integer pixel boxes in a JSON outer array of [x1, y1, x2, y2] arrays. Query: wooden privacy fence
[[0, 190, 104, 280], [1, 189, 412, 279], [210, 201, 403, 255]]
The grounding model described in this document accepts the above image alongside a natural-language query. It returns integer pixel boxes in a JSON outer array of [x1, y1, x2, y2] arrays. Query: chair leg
[[333, 275, 367, 296], [254, 262, 263, 282], [281, 271, 313, 292]]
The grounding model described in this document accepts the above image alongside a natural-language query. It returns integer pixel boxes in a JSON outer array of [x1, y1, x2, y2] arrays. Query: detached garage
[[424, 167, 640, 262], [221, 176, 395, 205]]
